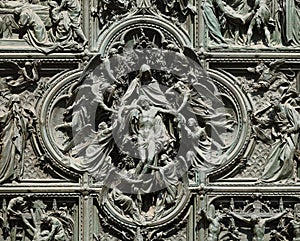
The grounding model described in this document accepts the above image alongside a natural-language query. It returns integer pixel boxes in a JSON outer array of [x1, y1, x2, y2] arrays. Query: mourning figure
[[253, 101, 300, 183], [0, 0, 87, 52], [0, 95, 36, 183], [200, 206, 224, 241], [56, 0, 88, 47]]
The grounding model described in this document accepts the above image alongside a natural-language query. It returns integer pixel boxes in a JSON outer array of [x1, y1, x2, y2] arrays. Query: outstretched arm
[[230, 211, 251, 224], [177, 90, 190, 113], [145, 164, 159, 171], [266, 211, 286, 222], [157, 106, 177, 116], [0, 8, 15, 14]]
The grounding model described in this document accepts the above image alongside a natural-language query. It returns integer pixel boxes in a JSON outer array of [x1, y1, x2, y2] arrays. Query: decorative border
[[95, 15, 192, 55], [37, 70, 83, 179], [206, 69, 253, 179]]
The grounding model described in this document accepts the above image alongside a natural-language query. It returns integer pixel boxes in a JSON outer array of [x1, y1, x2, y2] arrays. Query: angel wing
[[183, 46, 201, 66]]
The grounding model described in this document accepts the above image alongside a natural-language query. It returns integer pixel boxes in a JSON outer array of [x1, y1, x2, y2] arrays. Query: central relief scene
[[40, 31, 247, 225]]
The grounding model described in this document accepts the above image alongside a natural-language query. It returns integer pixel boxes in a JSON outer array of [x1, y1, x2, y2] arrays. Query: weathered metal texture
[[0, 1, 299, 241]]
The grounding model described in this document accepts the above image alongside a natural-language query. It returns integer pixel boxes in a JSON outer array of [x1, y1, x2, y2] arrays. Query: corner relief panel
[[0, 0, 88, 53], [207, 60, 300, 184], [201, 0, 300, 51], [0, 60, 80, 184], [0, 194, 79, 241], [200, 195, 300, 241]]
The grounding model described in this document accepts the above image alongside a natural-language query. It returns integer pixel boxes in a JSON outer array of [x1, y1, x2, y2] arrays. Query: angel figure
[[4, 61, 40, 92], [247, 59, 291, 92]]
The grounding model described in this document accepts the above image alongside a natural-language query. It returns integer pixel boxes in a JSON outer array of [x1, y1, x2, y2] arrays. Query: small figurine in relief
[[57, 0, 88, 47], [253, 100, 300, 183], [200, 206, 224, 241], [229, 210, 286, 241], [0, 95, 36, 183]]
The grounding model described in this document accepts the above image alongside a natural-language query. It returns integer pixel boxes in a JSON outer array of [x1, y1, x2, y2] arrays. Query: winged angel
[[53, 48, 236, 220]]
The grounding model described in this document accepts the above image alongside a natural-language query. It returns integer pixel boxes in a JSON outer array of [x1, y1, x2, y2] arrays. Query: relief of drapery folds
[[203, 0, 300, 48], [0, 0, 87, 53]]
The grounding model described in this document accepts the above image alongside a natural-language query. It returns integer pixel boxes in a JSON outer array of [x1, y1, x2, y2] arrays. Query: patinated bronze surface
[[0, 1, 299, 240]]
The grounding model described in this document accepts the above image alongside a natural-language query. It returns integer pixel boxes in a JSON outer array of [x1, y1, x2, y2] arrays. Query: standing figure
[[183, 118, 214, 169], [221, 0, 252, 45], [268, 0, 284, 46], [48, 1, 80, 50], [202, 0, 228, 45], [0, 95, 35, 183], [57, 0, 88, 47], [246, 0, 271, 46], [285, 0, 300, 46], [258, 102, 300, 183], [203, 0, 251, 46], [58, 85, 99, 134]]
